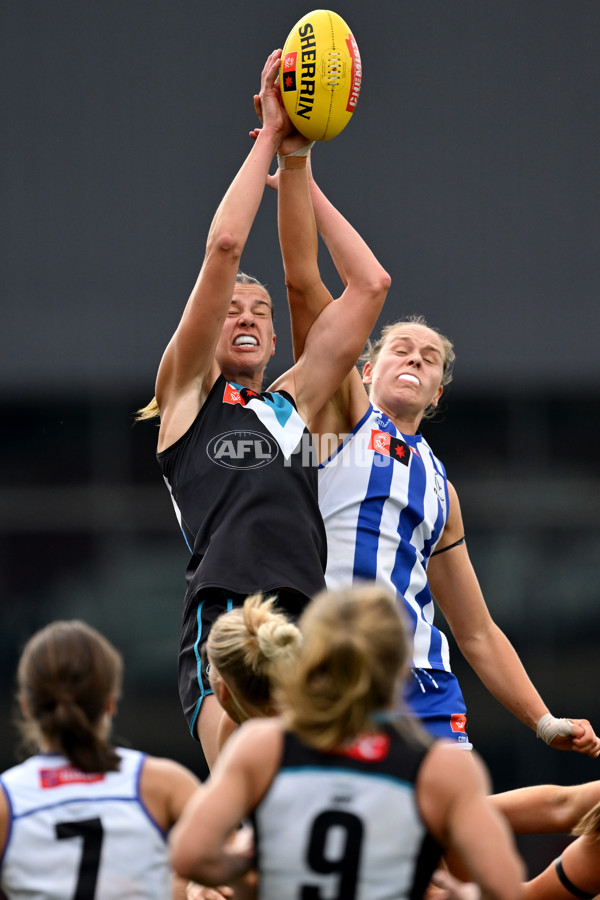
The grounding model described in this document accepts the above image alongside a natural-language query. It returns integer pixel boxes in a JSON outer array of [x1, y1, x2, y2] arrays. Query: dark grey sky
[[3, 0, 600, 395]]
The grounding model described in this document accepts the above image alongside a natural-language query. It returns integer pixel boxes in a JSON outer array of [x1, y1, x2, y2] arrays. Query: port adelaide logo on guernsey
[[207, 431, 279, 469]]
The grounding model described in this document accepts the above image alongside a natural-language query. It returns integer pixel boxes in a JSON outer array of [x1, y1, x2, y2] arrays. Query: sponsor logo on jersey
[[450, 713, 467, 734], [206, 430, 279, 469], [368, 429, 410, 466], [338, 733, 391, 762], [40, 766, 105, 789], [223, 383, 265, 406], [282, 51, 298, 92]]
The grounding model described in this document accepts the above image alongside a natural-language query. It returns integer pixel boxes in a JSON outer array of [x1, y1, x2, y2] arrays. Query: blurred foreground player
[[170, 584, 524, 900], [0, 620, 200, 900]]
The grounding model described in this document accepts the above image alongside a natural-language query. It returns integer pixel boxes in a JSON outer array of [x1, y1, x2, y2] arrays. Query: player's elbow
[[170, 844, 213, 886], [351, 267, 391, 311], [366, 267, 391, 302], [206, 229, 245, 267]]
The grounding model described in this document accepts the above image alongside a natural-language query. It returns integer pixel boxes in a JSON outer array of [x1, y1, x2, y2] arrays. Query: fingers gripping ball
[[279, 9, 362, 142]]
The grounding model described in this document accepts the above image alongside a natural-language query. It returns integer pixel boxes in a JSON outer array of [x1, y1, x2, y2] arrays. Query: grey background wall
[[2, 0, 600, 876]]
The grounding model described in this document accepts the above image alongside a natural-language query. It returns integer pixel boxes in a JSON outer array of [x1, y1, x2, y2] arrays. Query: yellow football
[[279, 9, 362, 142]]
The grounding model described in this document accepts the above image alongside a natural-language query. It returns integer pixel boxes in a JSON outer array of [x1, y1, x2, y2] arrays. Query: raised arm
[[155, 51, 288, 450], [287, 158, 389, 361], [276, 147, 333, 360], [428, 482, 600, 758], [272, 151, 390, 426]]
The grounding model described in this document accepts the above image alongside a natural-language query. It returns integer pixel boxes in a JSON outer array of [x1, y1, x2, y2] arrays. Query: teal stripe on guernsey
[[189, 596, 233, 738], [230, 381, 293, 428], [279, 765, 415, 791]]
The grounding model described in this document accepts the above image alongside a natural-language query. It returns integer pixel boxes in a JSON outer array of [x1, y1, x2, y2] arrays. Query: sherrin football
[[279, 9, 362, 142]]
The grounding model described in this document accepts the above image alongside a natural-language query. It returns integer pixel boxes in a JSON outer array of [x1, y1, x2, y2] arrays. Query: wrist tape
[[278, 141, 315, 170], [536, 713, 574, 745]]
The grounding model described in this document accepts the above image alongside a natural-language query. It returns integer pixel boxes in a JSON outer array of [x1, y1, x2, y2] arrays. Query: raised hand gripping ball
[[279, 9, 362, 142]]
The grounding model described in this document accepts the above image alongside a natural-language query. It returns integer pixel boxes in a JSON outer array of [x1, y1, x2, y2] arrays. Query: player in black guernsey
[[136, 50, 390, 768], [170, 584, 524, 900]]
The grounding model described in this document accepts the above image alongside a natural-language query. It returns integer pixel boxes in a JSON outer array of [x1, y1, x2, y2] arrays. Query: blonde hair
[[207, 594, 301, 719], [17, 620, 123, 773], [572, 800, 600, 838], [134, 271, 273, 423], [361, 315, 455, 419], [277, 585, 413, 750]]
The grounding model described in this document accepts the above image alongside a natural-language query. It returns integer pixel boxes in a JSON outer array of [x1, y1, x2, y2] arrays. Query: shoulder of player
[[139, 755, 201, 804], [213, 719, 283, 781], [225, 717, 284, 762], [439, 479, 465, 535], [266, 366, 296, 399], [139, 755, 201, 831], [157, 368, 220, 452], [141, 754, 199, 783]]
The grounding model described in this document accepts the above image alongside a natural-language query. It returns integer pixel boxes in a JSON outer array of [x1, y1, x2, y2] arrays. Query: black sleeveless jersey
[[253, 725, 442, 900], [157, 375, 327, 601]]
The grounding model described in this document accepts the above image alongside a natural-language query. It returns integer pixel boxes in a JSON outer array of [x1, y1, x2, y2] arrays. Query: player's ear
[[216, 677, 230, 705], [429, 384, 443, 408], [271, 332, 276, 357], [362, 361, 373, 385]]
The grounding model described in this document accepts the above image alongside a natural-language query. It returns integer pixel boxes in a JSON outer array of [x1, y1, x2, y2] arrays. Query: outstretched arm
[[155, 51, 288, 450], [428, 482, 600, 758], [272, 151, 390, 425], [287, 158, 388, 361], [491, 781, 600, 835]]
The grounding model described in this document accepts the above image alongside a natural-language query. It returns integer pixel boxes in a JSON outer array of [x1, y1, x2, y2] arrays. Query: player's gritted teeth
[[398, 373, 420, 385], [234, 335, 259, 347]]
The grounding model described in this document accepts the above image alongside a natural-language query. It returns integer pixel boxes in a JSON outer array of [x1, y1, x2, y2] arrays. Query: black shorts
[[178, 587, 308, 741]]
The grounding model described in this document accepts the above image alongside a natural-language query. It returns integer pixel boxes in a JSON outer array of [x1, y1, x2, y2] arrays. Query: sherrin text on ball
[[279, 9, 362, 141]]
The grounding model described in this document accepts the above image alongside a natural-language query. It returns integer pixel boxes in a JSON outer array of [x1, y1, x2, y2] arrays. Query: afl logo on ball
[[206, 431, 279, 469]]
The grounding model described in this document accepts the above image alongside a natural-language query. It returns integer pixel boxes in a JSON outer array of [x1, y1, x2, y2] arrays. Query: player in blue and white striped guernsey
[[281, 152, 600, 757]]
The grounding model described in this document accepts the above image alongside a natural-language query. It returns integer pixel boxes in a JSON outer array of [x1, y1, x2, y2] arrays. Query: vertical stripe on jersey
[[352, 417, 396, 581], [320, 405, 451, 672], [391, 447, 426, 643], [395, 444, 446, 669]]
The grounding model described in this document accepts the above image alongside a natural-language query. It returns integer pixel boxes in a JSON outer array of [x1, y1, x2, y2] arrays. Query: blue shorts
[[402, 668, 472, 748]]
